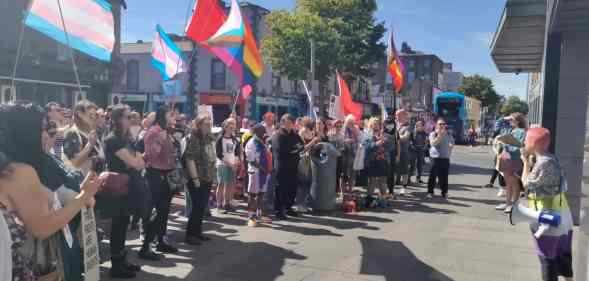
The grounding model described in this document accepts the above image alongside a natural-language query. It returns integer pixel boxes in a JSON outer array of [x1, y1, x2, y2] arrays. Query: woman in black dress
[[100, 105, 146, 278]]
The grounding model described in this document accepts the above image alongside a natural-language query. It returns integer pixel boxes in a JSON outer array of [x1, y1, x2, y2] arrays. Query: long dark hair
[[110, 104, 129, 138], [0, 102, 45, 171], [154, 104, 170, 129]]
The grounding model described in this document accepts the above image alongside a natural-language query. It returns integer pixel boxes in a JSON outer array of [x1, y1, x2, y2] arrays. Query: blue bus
[[434, 92, 466, 144]]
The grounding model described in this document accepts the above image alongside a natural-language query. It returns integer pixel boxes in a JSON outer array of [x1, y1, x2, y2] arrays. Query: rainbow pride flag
[[25, 0, 115, 61], [151, 24, 187, 81], [202, 0, 263, 94]]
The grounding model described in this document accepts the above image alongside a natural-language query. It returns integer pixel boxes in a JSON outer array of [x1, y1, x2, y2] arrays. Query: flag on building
[[151, 24, 187, 81], [336, 71, 363, 121], [24, 0, 115, 61], [387, 29, 405, 93], [186, 0, 263, 101]]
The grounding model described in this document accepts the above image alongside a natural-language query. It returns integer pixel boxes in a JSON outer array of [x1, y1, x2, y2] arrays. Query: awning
[[490, 0, 547, 73]]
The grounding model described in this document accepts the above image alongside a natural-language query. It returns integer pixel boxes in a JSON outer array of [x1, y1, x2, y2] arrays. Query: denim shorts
[[217, 165, 236, 185]]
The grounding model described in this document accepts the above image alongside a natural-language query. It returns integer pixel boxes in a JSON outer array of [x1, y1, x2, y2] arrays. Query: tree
[[298, 0, 386, 79], [262, 11, 340, 84], [501, 95, 529, 115], [458, 75, 503, 113]]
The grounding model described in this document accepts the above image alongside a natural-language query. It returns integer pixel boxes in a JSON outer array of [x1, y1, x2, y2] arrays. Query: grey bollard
[[310, 142, 341, 211]]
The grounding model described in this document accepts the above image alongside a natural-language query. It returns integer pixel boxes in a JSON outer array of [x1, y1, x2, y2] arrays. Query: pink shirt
[[143, 125, 175, 170]]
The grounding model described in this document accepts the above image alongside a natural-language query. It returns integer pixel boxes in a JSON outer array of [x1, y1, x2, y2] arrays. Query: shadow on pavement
[[102, 230, 307, 281], [359, 236, 455, 281], [447, 196, 503, 206], [450, 163, 493, 176]]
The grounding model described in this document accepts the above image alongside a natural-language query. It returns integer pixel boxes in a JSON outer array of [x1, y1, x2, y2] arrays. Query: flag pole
[[55, 0, 83, 95], [10, 7, 31, 96]]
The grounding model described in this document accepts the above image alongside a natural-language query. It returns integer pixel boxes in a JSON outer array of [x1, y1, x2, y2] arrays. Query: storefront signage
[[199, 93, 232, 105], [257, 96, 293, 107]]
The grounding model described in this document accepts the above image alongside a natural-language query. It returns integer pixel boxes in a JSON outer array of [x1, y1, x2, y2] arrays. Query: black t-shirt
[[104, 134, 130, 173]]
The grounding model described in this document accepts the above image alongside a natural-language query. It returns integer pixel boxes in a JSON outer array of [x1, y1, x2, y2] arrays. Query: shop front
[[199, 92, 234, 126], [254, 95, 300, 121]]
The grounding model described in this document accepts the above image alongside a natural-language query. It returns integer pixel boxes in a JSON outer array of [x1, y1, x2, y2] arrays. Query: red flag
[[185, 0, 227, 44], [387, 29, 405, 93], [337, 72, 363, 121]]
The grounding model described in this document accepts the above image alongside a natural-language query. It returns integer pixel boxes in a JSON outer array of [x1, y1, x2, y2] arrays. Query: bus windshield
[[438, 100, 461, 121]]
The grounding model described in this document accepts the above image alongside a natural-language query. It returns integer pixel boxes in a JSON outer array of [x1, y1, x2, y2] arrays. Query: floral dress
[[1, 207, 36, 281], [522, 154, 573, 280]]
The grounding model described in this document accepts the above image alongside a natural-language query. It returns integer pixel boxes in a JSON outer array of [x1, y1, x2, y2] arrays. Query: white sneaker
[[504, 205, 513, 213], [297, 204, 309, 213], [400, 187, 407, 195], [495, 203, 507, 210], [426, 193, 433, 199], [497, 188, 506, 197]]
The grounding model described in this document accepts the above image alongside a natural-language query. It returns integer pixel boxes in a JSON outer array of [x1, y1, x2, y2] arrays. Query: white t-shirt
[[245, 136, 261, 173], [217, 137, 237, 166]]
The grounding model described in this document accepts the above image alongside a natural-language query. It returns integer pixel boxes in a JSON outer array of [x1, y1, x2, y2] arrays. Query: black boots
[[111, 251, 139, 279]]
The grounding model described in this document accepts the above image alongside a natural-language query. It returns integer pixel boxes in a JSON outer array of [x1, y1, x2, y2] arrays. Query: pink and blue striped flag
[[25, 0, 115, 61], [151, 24, 187, 81]]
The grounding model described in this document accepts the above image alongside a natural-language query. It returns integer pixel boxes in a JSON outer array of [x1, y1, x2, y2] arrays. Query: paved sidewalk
[[101, 146, 543, 281]]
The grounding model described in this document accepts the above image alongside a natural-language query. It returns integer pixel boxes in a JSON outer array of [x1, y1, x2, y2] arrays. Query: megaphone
[[509, 200, 561, 238]]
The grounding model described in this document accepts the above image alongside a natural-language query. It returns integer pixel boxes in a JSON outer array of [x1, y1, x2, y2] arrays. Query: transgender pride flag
[[151, 24, 187, 81], [25, 0, 115, 61]]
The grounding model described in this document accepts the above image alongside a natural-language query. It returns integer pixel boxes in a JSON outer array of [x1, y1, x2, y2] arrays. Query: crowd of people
[[0, 99, 572, 281]]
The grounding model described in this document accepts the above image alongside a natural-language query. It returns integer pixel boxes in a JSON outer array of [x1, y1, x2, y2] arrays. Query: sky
[[121, 0, 528, 99]]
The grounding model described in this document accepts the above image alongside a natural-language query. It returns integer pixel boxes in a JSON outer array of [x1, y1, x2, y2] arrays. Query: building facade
[[464, 96, 482, 130], [116, 2, 303, 123], [0, 0, 125, 107], [440, 63, 464, 92], [399, 49, 445, 112]]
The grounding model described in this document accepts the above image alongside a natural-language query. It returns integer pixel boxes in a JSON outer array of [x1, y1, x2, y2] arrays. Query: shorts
[[217, 165, 236, 185], [248, 172, 268, 194], [501, 158, 523, 177]]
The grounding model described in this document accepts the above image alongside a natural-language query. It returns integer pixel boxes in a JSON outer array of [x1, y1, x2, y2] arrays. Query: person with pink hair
[[520, 127, 574, 281]]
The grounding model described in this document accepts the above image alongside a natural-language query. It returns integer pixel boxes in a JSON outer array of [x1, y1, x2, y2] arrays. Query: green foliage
[[261, 0, 386, 83], [262, 11, 339, 83], [298, 0, 386, 78], [458, 75, 503, 113], [501, 95, 529, 115]]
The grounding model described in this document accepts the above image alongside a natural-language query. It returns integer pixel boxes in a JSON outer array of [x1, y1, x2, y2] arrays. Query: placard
[[329, 95, 344, 120], [81, 207, 99, 281], [198, 105, 214, 125]]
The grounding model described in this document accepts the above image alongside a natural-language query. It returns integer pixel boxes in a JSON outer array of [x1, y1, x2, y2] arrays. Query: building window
[[405, 58, 415, 68], [423, 58, 432, 68], [211, 59, 226, 90], [272, 74, 281, 91], [407, 71, 416, 84], [126, 59, 139, 91]]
